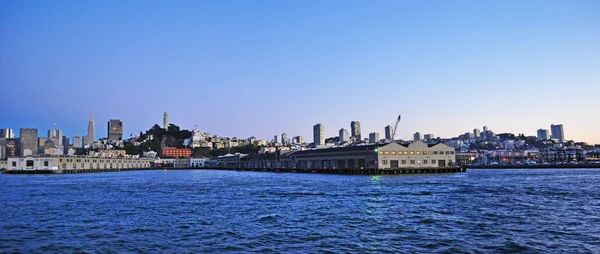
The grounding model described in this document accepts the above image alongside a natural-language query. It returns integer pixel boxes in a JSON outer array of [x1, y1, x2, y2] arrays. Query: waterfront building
[[161, 147, 192, 158], [474, 129, 481, 139], [377, 141, 456, 169], [1, 128, 15, 138], [313, 124, 325, 146], [161, 158, 190, 168], [424, 134, 435, 140], [281, 133, 288, 145], [339, 128, 349, 143], [351, 121, 361, 140], [164, 112, 169, 130], [537, 129, 550, 140], [385, 125, 393, 140], [6, 155, 152, 171], [551, 124, 564, 142], [107, 119, 123, 141], [414, 132, 422, 141], [369, 132, 380, 144], [73, 135, 82, 148], [85, 109, 95, 146], [20, 128, 38, 156], [190, 158, 209, 167]]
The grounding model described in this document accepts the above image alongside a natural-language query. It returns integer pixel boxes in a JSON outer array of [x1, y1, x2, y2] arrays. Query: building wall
[[313, 124, 324, 146], [7, 156, 152, 171], [377, 142, 456, 169], [20, 128, 38, 156], [162, 148, 192, 158], [108, 119, 123, 141]]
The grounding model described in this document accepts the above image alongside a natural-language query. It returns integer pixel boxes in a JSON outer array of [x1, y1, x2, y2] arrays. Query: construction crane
[[391, 115, 401, 141]]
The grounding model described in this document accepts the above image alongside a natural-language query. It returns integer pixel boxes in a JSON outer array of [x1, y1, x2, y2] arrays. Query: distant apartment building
[[0, 129, 14, 138], [550, 124, 564, 142], [274, 135, 280, 143], [385, 125, 393, 140], [161, 147, 192, 158], [293, 136, 304, 144], [313, 124, 325, 146], [537, 129, 550, 140], [108, 119, 123, 141], [351, 121, 361, 140], [369, 132, 380, 143], [62, 136, 70, 155], [414, 132, 422, 141], [339, 128, 350, 143], [281, 133, 288, 145], [424, 134, 435, 140], [20, 128, 38, 156]]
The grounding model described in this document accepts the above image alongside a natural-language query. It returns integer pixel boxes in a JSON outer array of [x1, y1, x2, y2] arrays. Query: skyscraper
[[293, 136, 304, 144], [473, 128, 481, 139], [424, 134, 435, 140], [164, 112, 169, 130], [550, 124, 564, 142], [5, 138, 17, 157], [73, 135, 82, 148], [274, 134, 280, 143], [384, 125, 393, 140], [483, 126, 489, 132], [414, 132, 422, 141], [313, 124, 325, 146], [369, 132, 380, 144], [62, 136, 70, 155], [108, 119, 123, 141], [351, 121, 361, 140], [281, 133, 288, 145], [19, 128, 38, 156], [537, 129, 550, 140], [0, 129, 14, 138], [339, 128, 349, 143], [85, 109, 95, 146], [48, 128, 63, 146]]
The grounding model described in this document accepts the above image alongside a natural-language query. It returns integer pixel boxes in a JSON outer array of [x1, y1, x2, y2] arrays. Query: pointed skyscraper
[[85, 108, 95, 146]]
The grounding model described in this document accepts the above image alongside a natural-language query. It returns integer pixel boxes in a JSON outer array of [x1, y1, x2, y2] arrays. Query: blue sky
[[1, 0, 599, 143]]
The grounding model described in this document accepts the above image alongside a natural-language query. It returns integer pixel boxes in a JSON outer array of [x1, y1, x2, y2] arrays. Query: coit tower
[[163, 112, 168, 130]]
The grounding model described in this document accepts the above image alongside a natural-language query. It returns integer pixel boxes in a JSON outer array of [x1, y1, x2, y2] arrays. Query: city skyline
[[1, 1, 599, 143]]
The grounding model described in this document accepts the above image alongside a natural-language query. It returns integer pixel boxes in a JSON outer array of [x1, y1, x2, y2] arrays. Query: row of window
[[382, 159, 454, 165], [379, 151, 454, 156]]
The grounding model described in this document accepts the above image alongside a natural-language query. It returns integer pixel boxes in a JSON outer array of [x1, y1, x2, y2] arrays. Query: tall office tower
[[48, 128, 63, 146], [293, 136, 304, 144], [164, 112, 169, 130], [351, 121, 361, 140], [369, 132, 380, 144], [274, 135, 280, 143], [313, 124, 325, 146], [73, 135, 82, 148], [62, 136, 70, 155], [108, 119, 123, 141], [5, 138, 17, 157], [424, 134, 435, 140], [0, 129, 14, 138], [85, 109, 95, 146], [473, 128, 481, 139], [384, 125, 393, 140], [483, 126, 488, 132], [339, 128, 349, 143], [537, 129, 550, 140], [281, 133, 288, 145], [19, 128, 38, 156], [550, 124, 564, 142], [414, 132, 422, 141]]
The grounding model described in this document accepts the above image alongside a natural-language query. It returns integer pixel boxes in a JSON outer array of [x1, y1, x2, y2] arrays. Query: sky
[[1, 0, 599, 143]]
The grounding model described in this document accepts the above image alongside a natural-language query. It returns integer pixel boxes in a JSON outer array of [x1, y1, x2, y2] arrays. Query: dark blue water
[[1, 169, 599, 253]]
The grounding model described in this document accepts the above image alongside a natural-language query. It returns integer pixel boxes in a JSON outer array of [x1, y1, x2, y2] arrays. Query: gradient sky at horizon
[[1, 0, 599, 143]]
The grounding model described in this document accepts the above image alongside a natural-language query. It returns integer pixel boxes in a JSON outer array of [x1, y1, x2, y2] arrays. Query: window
[[445, 151, 450, 155], [416, 151, 421, 155], [382, 160, 388, 165], [431, 160, 436, 164], [391, 151, 396, 155], [26, 160, 34, 167], [428, 151, 433, 155], [379, 151, 384, 155], [451, 151, 455, 155], [410, 151, 415, 155], [44, 161, 49, 167], [423, 160, 428, 164], [12, 161, 16, 167], [410, 160, 415, 164], [404, 151, 409, 155], [434, 151, 438, 155], [401, 160, 406, 164], [384, 151, 390, 155]]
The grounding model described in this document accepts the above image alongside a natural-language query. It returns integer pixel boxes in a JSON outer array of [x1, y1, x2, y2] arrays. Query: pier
[[215, 166, 467, 175]]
